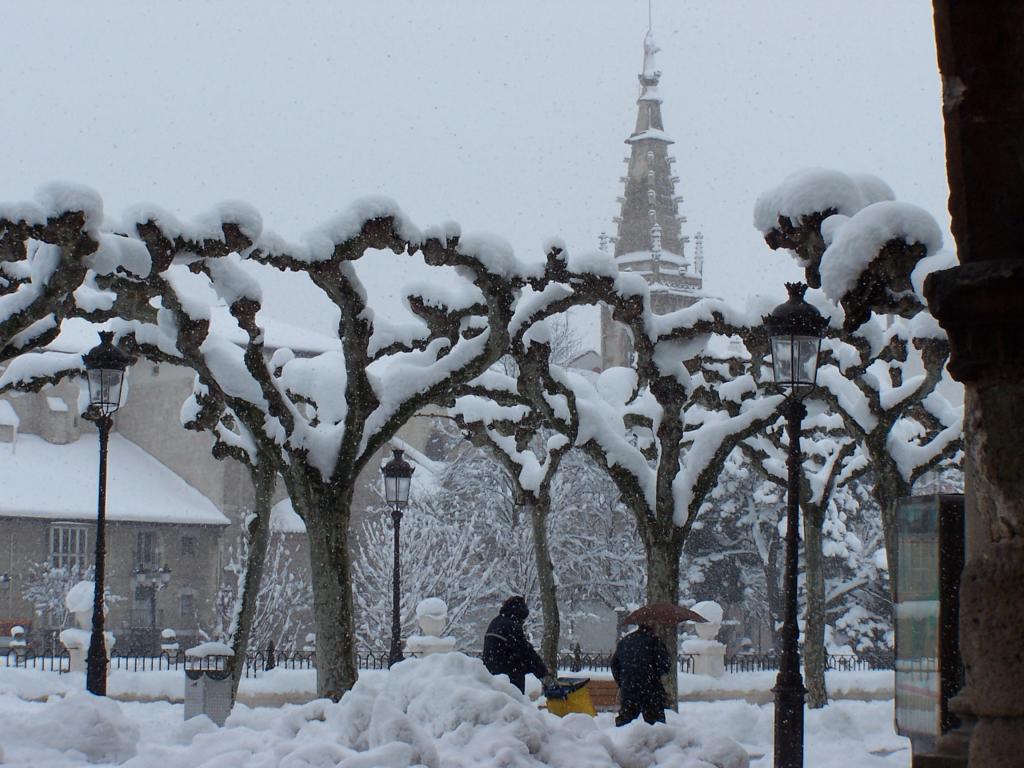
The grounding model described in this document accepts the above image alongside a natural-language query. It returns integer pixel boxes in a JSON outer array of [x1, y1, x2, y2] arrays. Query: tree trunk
[[293, 477, 359, 701], [765, 533, 785, 654], [870, 465, 911, 601], [528, 499, 560, 676], [228, 461, 277, 701], [802, 504, 828, 708], [644, 534, 682, 710]]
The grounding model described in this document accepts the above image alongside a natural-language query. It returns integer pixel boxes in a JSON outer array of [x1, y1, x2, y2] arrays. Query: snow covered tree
[[0, 186, 109, 360], [749, 168, 962, 706], [351, 455, 500, 651], [745, 407, 872, 707], [754, 168, 963, 576], [213, 507, 313, 654], [1, 194, 548, 698], [181, 384, 284, 698], [681, 448, 786, 653], [0, 185, 151, 386], [449, 385, 571, 672], [505, 244, 785, 694], [548, 448, 647, 642]]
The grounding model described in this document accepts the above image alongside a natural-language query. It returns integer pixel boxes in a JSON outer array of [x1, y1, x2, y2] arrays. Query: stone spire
[[602, 23, 705, 367], [611, 26, 702, 314]]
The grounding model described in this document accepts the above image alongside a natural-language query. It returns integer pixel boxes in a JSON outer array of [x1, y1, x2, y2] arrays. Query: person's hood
[[499, 595, 529, 620]]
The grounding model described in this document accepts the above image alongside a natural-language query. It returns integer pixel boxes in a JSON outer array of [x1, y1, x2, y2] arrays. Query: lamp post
[[381, 448, 414, 667], [762, 283, 827, 768], [82, 331, 131, 696]]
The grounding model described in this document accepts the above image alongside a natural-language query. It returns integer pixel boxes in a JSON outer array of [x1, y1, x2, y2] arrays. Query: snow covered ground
[[0, 653, 910, 767]]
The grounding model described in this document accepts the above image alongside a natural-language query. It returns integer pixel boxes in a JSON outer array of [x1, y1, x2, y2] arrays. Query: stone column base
[[959, 542, 1024, 765]]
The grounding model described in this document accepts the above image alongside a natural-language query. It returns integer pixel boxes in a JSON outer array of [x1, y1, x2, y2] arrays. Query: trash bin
[[543, 677, 597, 717], [184, 666, 232, 726], [184, 644, 234, 726]]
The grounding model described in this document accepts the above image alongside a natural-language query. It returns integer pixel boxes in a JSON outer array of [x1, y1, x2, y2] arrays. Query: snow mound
[[324, 653, 748, 768], [108, 653, 749, 767], [15, 691, 140, 763]]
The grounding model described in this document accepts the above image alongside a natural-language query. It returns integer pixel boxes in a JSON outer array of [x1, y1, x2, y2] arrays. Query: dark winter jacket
[[610, 625, 670, 705], [481, 596, 548, 693]]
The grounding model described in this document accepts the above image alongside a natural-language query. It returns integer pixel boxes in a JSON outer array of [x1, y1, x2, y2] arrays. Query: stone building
[[0, 372, 229, 654]]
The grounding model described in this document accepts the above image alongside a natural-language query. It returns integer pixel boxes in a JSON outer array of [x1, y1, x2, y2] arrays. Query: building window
[[179, 591, 195, 620], [49, 524, 88, 572], [132, 585, 157, 628], [181, 535, 197, 557], [135, 531, 156, 571]]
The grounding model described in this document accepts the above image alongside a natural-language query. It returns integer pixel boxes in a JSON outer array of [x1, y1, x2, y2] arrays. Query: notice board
[[894, 493, 964, 750]]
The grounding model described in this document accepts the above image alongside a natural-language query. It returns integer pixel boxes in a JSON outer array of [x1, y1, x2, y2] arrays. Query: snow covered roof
[[0, 433, 228, 525]]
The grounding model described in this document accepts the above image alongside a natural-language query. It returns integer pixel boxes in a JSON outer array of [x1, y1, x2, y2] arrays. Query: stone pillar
[[925, 3, 1024, 764]]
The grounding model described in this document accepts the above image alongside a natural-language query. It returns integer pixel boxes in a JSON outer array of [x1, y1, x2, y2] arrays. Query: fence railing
[[2, 647, 893, 676], [722, 651, 895, 674], [553, 650, 695, 674], [0, 650, 70, 672]]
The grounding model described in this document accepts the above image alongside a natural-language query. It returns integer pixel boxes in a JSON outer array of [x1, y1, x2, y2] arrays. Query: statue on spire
[[642, 29, 661, 81]]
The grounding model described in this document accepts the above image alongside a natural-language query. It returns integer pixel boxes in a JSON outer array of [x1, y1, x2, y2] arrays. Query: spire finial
[[642, 1, 660, 84]]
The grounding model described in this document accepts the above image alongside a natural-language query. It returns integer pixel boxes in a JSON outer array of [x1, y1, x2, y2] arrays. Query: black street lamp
[[381, 448, 414, 668], [763, 282, 828, 768], [82, 331, 131, 696]]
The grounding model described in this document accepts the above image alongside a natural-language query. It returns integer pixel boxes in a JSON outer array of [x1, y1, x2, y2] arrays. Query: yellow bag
[[544, 677, 597, 717]]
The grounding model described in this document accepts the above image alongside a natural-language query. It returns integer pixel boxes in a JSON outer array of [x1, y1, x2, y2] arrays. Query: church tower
[[601, 27, 704, 368]]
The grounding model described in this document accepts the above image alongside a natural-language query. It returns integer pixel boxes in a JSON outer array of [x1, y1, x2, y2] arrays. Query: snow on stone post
[[404, 597, 456, 657], [60, 580, 113, 674], [682, 600, 725, 678]]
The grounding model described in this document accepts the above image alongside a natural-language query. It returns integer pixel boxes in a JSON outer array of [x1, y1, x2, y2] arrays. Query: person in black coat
[[610, 623, 671, 725], [482, 595, 548, 693]]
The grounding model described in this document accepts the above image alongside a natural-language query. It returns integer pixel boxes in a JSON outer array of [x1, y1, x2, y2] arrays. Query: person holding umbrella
[[611, 603, 706, 726], [610, 622, 671, 725]]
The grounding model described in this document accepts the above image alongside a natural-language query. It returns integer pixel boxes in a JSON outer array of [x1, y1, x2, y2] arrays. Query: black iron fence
[[722, 651, 895, 674], [0, 649, 70, 672], [1, 647, 893, 676], [554, 650, 695, 674]]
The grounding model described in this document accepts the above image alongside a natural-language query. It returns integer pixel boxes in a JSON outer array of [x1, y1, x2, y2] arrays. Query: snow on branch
[[755, 169, 944, 331]]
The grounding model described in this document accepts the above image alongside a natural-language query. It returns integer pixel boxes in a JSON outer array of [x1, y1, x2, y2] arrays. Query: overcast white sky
[[2, 1, 948, 331]]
